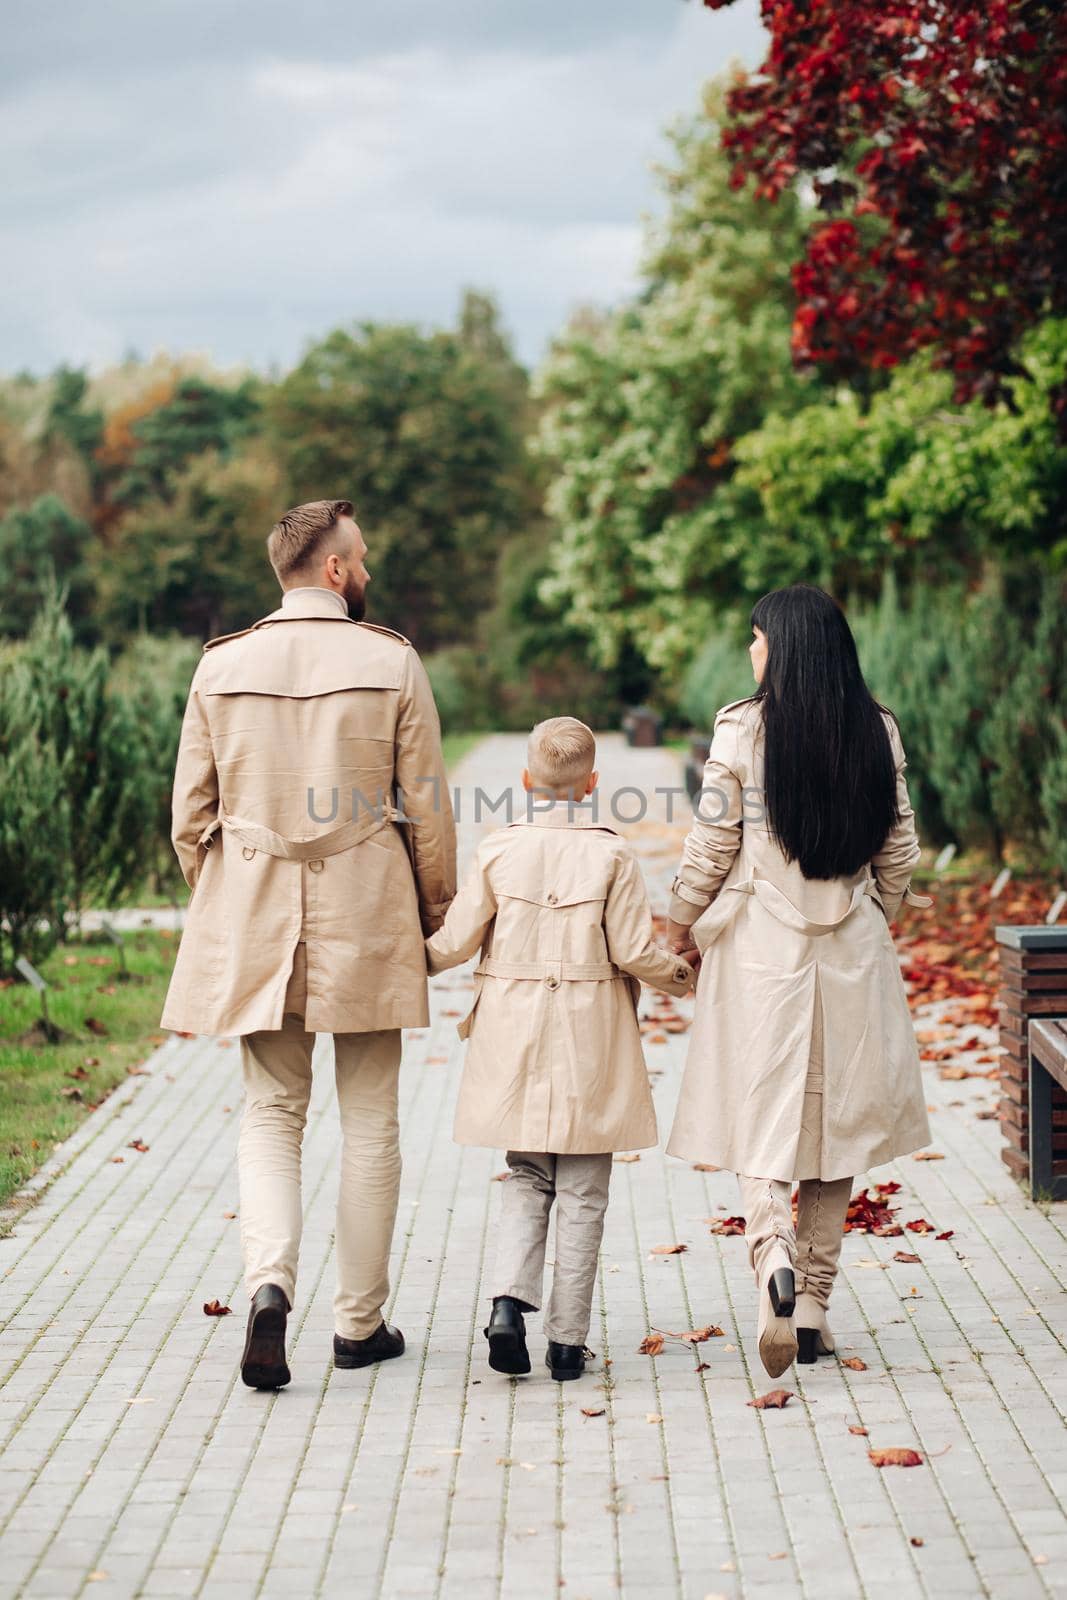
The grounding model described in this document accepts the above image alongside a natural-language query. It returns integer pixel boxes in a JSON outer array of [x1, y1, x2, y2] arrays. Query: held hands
[[664, 917, 701, 977]]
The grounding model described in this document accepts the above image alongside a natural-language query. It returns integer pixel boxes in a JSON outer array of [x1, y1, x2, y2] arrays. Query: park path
[[1, 733, 1066, 1600]]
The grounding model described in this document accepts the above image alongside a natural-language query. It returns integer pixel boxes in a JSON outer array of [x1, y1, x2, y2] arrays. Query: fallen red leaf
[[709, 1216, 747, 1236], [580, 1407, 605, 1418], [84, 1016, 109, 1036], [841, 1357, 867, 1371], [748, 1389, 795, 1410], [894, 1251, 922, 1264], [936, 1230, 955, 1241], [203, 1300, 231, 1317], [490, 1171, 511, 1182], [680, 1325, 724, 1342], [849, 1425, 869, 1436], [869, 1447, 923, 1468], [650, 1243, 688, 1255], [127, 1140, 149, 1153], [67, 1065, 90, 1081], [906, 1219, 934, 1234], [638, 1334, 665, 1356], [695, 1361, 711, 1373]]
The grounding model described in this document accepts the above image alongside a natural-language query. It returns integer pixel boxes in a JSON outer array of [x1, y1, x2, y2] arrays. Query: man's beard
[[343, 577, 367, 621]]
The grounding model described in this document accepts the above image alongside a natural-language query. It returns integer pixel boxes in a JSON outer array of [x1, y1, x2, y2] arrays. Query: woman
[[665, 585, 931, 1379]]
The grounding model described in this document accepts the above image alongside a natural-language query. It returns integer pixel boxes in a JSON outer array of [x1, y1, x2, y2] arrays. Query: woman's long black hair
[[750, 584, 899, 880]]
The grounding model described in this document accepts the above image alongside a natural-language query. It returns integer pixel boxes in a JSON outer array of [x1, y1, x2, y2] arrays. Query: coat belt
[[728, 875, 882, 936], [197, 804, 404, 862], [476, 957, 621, 983]]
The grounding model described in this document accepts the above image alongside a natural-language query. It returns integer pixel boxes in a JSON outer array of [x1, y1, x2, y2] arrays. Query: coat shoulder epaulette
[[715, 694, 759, 720], [355, 619, 411, 647], [202, 624, 256, 652]]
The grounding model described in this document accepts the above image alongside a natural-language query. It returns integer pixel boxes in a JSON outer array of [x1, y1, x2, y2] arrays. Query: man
[[160, 498, 456, 1389]]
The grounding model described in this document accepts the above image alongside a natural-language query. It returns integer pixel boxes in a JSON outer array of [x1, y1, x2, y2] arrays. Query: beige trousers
[[238, 942, 402, 1340], [493, 1150, 613, 1346]]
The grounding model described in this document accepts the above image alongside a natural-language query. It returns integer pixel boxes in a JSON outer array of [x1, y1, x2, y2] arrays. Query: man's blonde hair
[[267, 499, 353, 582], [527, 716, 596, 792]]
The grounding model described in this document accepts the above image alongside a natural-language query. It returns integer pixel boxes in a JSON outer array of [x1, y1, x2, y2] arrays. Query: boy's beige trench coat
[[426, 805, 694, 1155], [160, 587, 456, 1038], [666, 697, 932, 1183]]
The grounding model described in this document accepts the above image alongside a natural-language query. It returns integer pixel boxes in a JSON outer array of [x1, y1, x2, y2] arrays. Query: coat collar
[[255, 587, 354, 627], [516, 796, 617, 832]]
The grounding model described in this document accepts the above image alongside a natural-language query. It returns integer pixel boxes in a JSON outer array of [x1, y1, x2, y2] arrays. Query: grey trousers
[[493, 1150, 613, 1346]]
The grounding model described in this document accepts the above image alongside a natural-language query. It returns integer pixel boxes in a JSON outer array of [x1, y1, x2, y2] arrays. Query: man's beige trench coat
[[426, 804, 695, 1155], [666, 697, 932, 1183], [160, 587, 456, 1038]]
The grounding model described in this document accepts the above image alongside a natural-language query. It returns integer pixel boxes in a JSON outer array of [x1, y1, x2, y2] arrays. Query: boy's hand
[[664, 917, 700, 974]]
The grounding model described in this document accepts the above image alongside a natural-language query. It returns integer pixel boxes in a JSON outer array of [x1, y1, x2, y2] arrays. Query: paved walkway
[[1, 734, 1066, 1599]]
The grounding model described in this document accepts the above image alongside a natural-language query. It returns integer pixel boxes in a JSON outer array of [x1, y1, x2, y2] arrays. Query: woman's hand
[[664, 916, 701, 973]]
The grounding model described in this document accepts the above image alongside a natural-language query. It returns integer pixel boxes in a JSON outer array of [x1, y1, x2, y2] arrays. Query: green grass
[[442, 730, 487, 770], [0, 930, 177, 1222]]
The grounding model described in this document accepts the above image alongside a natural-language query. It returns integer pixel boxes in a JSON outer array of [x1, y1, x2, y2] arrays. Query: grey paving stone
[[2, 735, 1066, 1600]]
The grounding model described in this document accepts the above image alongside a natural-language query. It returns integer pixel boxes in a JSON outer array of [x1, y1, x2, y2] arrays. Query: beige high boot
[[794, 1176, 853, 1363], [738, 1176, 797, 1379]]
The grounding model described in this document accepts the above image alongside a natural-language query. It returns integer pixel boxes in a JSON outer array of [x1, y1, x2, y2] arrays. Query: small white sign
[[933, 843, 957, 874], [1047, 889, 1067, 926], [990, 867, 1012, 899], [15, 956, 47, 992]]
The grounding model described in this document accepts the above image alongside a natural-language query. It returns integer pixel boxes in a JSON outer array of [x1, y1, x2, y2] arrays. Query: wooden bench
[[1029, 1018, 1067, 1200]]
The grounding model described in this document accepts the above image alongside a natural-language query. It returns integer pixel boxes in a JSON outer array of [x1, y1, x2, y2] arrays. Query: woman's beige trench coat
[[426, 805, 694, 1155], [666, 697, 932, 1182]]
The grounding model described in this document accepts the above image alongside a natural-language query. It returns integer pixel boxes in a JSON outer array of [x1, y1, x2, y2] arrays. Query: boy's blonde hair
[[527, 717, 596, 792]]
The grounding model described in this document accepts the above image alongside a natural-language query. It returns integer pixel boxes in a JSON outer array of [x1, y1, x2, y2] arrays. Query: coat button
[[242, 846, 255, 861], [545, 975, 560, 990], [308, 859, 324, 873], [545, 892, 558, 905]]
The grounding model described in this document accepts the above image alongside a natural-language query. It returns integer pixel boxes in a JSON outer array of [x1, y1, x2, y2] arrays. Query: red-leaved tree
[[704, 0, 1067, 425]]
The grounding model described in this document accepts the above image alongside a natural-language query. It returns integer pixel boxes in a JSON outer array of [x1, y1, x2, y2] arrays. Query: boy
[[426, 718, 695, 1381]]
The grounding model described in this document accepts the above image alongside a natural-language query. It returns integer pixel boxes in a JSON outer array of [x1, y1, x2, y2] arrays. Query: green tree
[[535, 81, 816, 684], [95, 444, 285, 640], [112, 375, 262, 509], [15, 587, 158, 922], [45, 366, 105, 476], [0, 657, 72, 974], [109, 631, 202, 894], [733, 319, 1067, 597], [269, 290, 535, 651], [0, 495, 98, 643]]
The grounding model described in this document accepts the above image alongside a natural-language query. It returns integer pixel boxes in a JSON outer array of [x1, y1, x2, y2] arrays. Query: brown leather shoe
[[333, 1322, 405, 1369], [241, 1284, 291, 1390]]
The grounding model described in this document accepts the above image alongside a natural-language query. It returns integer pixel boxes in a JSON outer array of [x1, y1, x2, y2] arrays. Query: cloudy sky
[[3, 0, 764, 376]]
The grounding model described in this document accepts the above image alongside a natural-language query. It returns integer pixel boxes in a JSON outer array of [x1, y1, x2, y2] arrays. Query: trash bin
[[995, 923, 1067, 1188], [621, 706, 663, 748]]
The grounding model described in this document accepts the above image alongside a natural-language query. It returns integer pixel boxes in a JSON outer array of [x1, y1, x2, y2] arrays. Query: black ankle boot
[[545, 1341, 585, 1381], [241, 1284, 291, 1390], [768, 1266, 796, 1318], [485, 1297, 531, 1375]]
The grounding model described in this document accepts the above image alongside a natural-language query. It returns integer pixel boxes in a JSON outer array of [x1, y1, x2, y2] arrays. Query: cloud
[[1, 0, 765, 374]]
